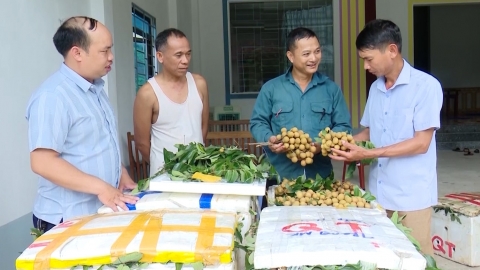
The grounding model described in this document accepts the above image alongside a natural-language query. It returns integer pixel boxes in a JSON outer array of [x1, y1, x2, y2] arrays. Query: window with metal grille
[[226, 0, 334, 95], [132, 4, 157, 92]]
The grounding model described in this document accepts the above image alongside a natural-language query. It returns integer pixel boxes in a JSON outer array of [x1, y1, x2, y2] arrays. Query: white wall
[[110, 0, 171, 166], [430, 4, 480, 87], [0, 0, 173, 226], [376, 0, 410, 59], [0, 0, 91, 227]]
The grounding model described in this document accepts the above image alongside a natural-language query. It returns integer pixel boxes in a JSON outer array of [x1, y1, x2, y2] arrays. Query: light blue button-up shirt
[[360, 59, 443, 211], [26, 63, 121, 224]]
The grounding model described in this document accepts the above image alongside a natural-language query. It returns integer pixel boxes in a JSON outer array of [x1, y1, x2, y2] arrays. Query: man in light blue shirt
[[330, 19, 442, 256], [26, 16, 138, 233]]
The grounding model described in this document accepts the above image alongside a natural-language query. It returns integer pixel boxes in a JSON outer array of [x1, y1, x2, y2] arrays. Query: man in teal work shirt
[[250, 27, 351, 179]]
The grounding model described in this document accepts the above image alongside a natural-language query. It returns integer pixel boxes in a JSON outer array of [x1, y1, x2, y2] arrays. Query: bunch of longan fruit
[[276, 127, 316, 166], [317, 127, 355, 157], [274, 179, 371, 209]]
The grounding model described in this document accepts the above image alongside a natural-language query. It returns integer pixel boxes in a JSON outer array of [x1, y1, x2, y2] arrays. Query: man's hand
[[310, 142, 321, 154], [329, 140, 370, 162], [118, 167, 137, 192], [98, 183, 139, 212], [267, 136, 288, 154]]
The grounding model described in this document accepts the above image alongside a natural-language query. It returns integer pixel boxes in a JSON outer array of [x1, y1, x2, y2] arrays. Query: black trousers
[[33, 215, 62, 233]]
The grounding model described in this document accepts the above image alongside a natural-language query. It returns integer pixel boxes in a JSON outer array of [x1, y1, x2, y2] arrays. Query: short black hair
[[286, 27, 318, 52], [53, 16, 98, 57], [356, 19, 402, 53], [155, 28, 187, 52]]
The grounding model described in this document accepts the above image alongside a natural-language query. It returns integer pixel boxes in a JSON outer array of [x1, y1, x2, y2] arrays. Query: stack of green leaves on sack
[[272, 173, 376, 209], [158, 142, 276, 183]]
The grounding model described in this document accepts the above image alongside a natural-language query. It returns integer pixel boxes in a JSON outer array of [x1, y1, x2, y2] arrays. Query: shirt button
[[379, 164, 382, 167], [383, 129, 386, 132], [385, 112, 387, 115], [379, 180, 382, 184]]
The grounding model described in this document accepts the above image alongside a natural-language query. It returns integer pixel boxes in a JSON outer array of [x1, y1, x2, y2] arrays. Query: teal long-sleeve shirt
[[250, 69, 352, 180]]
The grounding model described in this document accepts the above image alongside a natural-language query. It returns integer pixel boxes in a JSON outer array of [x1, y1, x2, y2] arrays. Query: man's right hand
[[267, 135, 288, 154], [98, 183, 139, 212]]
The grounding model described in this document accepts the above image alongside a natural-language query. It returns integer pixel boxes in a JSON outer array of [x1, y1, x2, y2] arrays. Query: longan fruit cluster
[[276, 127, 316, 166], [275, 179, 371, 209], [318, 127, 355, 156]]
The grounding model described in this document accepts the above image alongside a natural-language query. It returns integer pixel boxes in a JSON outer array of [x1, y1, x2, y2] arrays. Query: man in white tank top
[[133, 28, 209, 177]]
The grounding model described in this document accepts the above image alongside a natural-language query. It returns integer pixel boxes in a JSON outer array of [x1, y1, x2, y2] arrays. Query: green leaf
[[111, 252, 143, 265], [175, 263, 184, 270], [171, 170, 185, 177], [390, 211, 399, 224], [362, 193, 376, 202], [191, 262, 204, 270], [345, 162, 357, 179], [248, 251, 254, 264], [139, 263, 150, 269], [424, 254, 438, 268], [239, 170, 246, 182], [83, 266, 89, 270], [353, 186, 362, 197], [234, 226, 243, 244], [116, 265, 130, 270]]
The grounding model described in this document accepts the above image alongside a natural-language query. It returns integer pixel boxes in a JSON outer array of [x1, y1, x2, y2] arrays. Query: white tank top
[[148, 72, 204, 176]]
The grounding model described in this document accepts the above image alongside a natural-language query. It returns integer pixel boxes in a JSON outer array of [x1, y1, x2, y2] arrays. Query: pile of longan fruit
[[274, 179, 371, 209], [276, 127, 316, 166], [318, 127, 355, 157]]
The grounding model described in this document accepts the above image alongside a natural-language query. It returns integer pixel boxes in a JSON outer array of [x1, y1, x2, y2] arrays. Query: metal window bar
[[132, 4, 157, 91], [228, 0, 333, 94]]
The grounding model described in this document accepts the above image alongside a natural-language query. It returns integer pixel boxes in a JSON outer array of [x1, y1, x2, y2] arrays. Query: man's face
[[81, 23, 114, 80], [287, 37, 321, 75], [157, 36, 191, 77], [358, 46, 396, 77]]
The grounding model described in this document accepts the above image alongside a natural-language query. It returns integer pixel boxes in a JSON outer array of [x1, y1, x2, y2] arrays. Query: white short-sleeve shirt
[[360, 59, 443, 211]]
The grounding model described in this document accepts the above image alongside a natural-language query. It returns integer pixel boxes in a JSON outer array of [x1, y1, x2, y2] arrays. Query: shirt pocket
[[310, 101, 333, 129], [388, 108, 414, 141], [271, 101, 294, 129]]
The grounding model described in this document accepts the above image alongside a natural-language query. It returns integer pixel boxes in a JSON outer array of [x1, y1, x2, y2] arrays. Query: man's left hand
[[118, 169, 137, 191], [329, 140, 368, 162]]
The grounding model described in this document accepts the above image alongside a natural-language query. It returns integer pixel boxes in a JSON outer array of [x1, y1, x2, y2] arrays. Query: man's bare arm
[[31, 149, 138, 210], [330, 128, 435, 162], [353, 127, 370, 142], [193, 74, 209, 142], [31, 149, 111, 193], [133, 84, 155, 163]]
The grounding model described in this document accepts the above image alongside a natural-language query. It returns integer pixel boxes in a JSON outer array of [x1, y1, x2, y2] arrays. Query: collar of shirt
[[283, 65, 327, 92], [376, 58, 411, 93], [60, 63, 105, 93]]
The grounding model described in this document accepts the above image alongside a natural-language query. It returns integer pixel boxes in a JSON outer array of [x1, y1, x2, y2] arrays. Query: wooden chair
[[205, 131, 263, 158], [127, 132, 149, 182], [208, 120, 250, 132], [341, 161, 366, 190]]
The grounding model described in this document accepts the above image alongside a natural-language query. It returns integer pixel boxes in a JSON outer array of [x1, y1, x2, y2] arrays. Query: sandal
[[452, 147, 462, 152], [464, 148, 474, 156], [475, 149, 480, 154]]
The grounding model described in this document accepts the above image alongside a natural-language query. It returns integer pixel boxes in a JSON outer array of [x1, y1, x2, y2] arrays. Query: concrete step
[[438, 124, 480, 134], [436, 141, 480, 151], [436, 132, 480, 142]]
